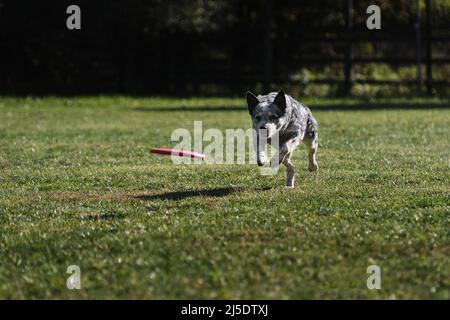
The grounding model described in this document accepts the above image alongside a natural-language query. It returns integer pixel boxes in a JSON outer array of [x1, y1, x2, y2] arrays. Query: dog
[[246, 91, 319, 188]]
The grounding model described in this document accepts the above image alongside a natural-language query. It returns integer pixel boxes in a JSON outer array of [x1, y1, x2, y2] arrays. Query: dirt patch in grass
[[52, 191, 153, 201]]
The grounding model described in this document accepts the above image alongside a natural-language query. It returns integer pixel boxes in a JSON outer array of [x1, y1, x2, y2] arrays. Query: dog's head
[[246, 91, 289, 138]]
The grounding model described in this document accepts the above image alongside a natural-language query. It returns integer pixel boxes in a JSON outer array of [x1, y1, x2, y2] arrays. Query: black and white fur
[[247, 91, 319, 188]]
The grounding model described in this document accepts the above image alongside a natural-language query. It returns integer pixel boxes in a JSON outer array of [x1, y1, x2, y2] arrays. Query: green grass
[[0, 96, 449, 299]]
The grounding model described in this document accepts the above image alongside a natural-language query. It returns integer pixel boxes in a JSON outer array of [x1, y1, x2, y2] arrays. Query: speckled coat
[[246, 91, 319, 188]]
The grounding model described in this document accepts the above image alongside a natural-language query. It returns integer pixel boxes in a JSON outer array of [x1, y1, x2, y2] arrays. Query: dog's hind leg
[[303, 135, 319, 172], [283, 152, 295, 188]]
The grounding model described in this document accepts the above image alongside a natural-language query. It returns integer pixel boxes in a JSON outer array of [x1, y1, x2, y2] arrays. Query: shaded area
[[52, 186, 273, 203], [1, 1, 448, 96], [135, 187, 238, 201], [133, 106, 245, 112], [309, 102, 450, 111], [133, 101, 450, 113]]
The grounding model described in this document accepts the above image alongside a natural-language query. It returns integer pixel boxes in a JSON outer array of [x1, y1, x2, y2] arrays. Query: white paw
[[257, 154, 267, 167]]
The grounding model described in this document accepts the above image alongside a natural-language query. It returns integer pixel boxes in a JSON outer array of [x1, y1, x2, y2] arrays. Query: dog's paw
[[286, 177, 295, 188], [308, 161, 319, 172], [257, 155, 267, 167]]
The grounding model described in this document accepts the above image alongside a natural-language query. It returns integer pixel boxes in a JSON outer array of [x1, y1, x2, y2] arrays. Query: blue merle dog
[[246, 91, 319, 188]]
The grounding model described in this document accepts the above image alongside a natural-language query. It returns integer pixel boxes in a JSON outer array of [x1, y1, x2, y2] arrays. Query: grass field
[[0, 96, 449, 299]]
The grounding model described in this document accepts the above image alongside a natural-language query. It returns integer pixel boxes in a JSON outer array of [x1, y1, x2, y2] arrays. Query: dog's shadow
[[135, 187, 237, 201], [135, 186, 272, 201]]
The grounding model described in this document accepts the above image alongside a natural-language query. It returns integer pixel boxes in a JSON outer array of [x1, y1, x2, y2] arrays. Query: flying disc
[[150, 147, 205, 160]]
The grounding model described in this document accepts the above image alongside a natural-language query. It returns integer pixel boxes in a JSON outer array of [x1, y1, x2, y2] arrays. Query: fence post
[[425, 0, 433, 95], [415, 0, 423, 95], [344, 0, 353, 96]]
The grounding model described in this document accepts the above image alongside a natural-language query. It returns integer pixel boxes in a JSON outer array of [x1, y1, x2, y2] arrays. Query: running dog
[[246, 91, 319, 188]]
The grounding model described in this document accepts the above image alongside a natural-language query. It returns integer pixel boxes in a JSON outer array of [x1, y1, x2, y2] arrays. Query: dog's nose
[[260, 124, 267, 130]]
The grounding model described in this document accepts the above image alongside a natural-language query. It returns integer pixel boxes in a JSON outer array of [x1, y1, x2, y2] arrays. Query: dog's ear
[[246, 91, 259, 115], [273, 91, 287, 112]]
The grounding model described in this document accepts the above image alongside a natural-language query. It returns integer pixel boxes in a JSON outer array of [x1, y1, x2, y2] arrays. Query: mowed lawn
[[0, 96, 448, 299]]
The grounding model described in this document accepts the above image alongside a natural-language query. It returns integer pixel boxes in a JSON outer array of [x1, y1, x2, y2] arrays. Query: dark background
[[0, 0, 449, 96]]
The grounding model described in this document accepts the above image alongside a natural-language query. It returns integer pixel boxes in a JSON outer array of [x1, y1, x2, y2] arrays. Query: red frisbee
[[150, 147, 205, 160]]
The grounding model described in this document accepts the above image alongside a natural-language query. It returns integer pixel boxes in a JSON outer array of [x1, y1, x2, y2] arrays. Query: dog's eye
[[254, 116, 261, 122]]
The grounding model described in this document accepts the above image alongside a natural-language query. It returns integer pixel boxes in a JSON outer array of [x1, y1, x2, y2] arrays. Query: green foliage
[[288, 63, 450, 97], [0, 96, 449, 298], [3, 0, 449, 96]]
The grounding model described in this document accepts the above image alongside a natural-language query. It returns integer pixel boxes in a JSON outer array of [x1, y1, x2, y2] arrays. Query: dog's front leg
[[270, 138, 300, 187], [253, 128, 267, 166]]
